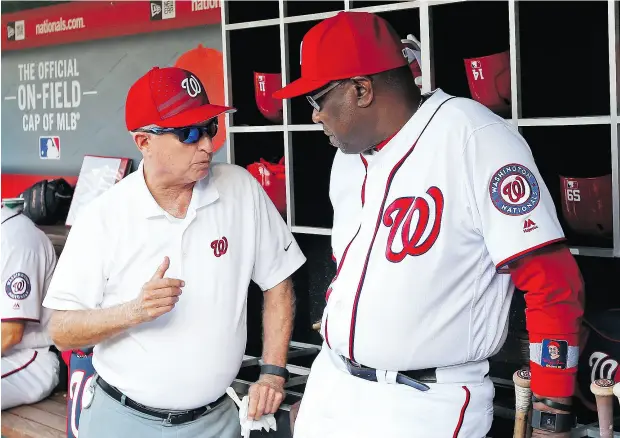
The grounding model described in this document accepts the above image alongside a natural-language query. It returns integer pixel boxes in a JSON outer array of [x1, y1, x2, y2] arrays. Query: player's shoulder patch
[[488, 163, 540, 216], [5, 272, 31, 300]]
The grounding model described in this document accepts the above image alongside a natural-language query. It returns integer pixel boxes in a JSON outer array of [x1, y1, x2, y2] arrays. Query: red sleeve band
[[509, 244, 584, 397]]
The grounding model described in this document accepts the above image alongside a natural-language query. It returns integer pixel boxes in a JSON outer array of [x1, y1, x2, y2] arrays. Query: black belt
[[340, 356, 437, 392], [96, 376, 228, 425]]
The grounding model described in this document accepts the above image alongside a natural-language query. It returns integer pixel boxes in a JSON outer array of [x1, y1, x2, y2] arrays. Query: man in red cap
[[43, 66, 307, 437], [274, 11, 584, 438]]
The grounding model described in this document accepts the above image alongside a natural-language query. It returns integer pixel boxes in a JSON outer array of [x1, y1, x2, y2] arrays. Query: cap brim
[[158, 103, 237, 128], [272, 77, 330, 100]]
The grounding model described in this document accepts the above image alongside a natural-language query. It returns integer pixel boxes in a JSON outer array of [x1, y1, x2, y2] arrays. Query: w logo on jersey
[[382, 187, 444, 263]]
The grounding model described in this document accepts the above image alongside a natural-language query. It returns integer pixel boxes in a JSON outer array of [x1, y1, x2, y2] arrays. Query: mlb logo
[[567, 180, 578, 189], [150, 1, 175, 20], [39, 136, 61, 160], [471, 60, 481, 69]]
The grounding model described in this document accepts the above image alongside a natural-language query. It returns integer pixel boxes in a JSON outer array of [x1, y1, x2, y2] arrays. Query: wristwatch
[[260, 364, 290, 382], [531, 409, 576, 433]]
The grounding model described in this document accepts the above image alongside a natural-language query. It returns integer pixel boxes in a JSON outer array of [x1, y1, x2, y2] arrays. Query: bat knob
[[591, 379, 615, 397], [513, 369, 531, 388], [613, 382, 620, 399]]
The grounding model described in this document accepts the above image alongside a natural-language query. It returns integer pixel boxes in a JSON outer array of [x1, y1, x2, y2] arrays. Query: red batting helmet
[[464, 50, 511, 116], [254, 72, 284, 124], [559, 174, 613, 238], [246, 157, 287, 218]]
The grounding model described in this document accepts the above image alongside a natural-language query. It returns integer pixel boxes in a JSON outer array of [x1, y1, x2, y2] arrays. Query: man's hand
[[247, 374, 286, 420], [127, 257, 184, 324], [531, 393, 572, 438]]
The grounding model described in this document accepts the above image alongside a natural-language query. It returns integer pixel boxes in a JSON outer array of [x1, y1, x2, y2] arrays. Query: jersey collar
[[1, 205, 22, 224], [136, 160, 220, 219], [373, 132, 397, 152], [368, 90, 440, 154]]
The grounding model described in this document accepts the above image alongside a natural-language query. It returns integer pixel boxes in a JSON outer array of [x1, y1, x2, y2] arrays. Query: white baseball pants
[[293, 344, 494, 438], [2, 348, 60, 410]]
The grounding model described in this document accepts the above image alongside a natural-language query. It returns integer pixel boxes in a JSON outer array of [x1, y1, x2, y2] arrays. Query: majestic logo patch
[[5, 272, 31, 300], [382, 187, 444, 263], [541, 339, 568, 369], [211, 236, 228, 258], [523, 218, 538, 233], [489, 163, 540, 216]]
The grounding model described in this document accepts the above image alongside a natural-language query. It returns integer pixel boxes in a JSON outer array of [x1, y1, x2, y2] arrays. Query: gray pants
[[79, 381, 241, 438]]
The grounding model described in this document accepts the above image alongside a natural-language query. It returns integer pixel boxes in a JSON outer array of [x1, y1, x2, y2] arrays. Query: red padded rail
[[1, 174, 78, 199]]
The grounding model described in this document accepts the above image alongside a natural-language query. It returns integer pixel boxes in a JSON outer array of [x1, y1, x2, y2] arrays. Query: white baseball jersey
[[1, 206, 57, 355], [43, 161, 306, 410], [324, 89, 565, 372]]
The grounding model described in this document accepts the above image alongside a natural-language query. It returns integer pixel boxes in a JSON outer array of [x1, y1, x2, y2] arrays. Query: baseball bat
[[590, 379, 615, 438], [614, 382, 620, 407], [513, 369, 532, 438]]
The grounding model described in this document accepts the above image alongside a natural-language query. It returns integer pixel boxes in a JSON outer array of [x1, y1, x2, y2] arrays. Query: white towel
[[226, 387, 277, 438]]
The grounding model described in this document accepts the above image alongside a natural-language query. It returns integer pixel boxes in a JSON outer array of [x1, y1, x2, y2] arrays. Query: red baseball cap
[[125, 66, 236, 131], [272, 11, 408, 100]]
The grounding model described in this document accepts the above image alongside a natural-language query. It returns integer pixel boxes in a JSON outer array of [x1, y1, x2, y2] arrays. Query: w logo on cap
[[153, 69, 209, 120], [181, 74, 202, 98]]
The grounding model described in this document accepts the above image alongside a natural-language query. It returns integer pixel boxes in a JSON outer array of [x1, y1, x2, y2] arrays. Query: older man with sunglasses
[[42, 66, 306, 438]]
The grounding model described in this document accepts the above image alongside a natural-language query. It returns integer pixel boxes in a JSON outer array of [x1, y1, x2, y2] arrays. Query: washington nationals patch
[[5, 272, 31, 300], [489, 163, 540, 216]]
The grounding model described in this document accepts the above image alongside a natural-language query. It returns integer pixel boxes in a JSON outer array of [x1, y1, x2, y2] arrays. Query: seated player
[[1, 205, 60, 410]]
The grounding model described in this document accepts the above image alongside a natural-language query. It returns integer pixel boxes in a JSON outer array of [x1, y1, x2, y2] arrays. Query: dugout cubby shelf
[[521, 124, 614, 251], [221, 0, 620, 264], [230, 131, 285, 172], [284, 1, 345, 18], [290, 233, 336, 343], [431, 1, 511, 119], [518, 1, 610, 119], [230, 131, 287, 224], [286, 19, 324, 126], [227, 24, 282, 128], [227, 0, 279, 25], [290, 131, 336, 229]]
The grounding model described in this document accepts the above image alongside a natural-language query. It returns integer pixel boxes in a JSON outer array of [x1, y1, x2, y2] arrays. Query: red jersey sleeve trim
[[496, 237, 567, 273], [1, 318, 40, 323]]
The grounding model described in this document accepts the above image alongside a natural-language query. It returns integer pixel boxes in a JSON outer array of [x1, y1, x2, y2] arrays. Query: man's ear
[[131, 132, 151, 153], [351, 76, 373, 108]]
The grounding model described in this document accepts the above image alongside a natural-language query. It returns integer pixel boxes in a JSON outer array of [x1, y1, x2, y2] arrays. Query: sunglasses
[[136, 119, 218, 144], [306, 81, 343, 111]]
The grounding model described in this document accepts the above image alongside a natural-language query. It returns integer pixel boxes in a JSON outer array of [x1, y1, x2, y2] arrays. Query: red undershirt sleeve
[[508, 244, 585, 397]]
